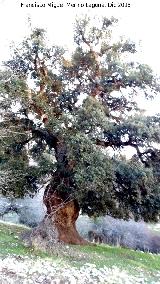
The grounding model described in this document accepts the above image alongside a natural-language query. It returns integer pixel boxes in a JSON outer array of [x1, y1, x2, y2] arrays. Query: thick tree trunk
[[41, 139, 89, 245], [43, 188, 88, 245]]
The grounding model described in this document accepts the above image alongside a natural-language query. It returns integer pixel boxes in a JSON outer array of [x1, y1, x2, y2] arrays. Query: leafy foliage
[[0, 17, 160, 221]]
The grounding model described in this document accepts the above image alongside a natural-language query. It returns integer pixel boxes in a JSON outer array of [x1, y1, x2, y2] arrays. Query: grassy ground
[[0, 221, 160, 283]]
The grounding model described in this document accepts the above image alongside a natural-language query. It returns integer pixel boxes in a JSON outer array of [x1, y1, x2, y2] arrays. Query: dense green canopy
[[0, 17, 160, 221]]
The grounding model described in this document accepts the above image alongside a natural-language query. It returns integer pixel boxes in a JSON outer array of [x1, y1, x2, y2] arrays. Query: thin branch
[[96, 137, 152, 166], [96, 138, 132, 148]]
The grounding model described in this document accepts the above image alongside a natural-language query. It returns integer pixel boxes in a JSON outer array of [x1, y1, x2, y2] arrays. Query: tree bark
[[43, 188, 88, 245], [40, 137, 88, 245]]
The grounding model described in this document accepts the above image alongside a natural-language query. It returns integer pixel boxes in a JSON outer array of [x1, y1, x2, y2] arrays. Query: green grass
[[0, 221, 59, 260], [0, 221, 33, 256], [0, 221, 160, 283], [77, 244, 160, 270]]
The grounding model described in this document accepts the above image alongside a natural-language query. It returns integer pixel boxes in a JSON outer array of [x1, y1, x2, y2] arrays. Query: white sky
[[0, 0, 160, 114]]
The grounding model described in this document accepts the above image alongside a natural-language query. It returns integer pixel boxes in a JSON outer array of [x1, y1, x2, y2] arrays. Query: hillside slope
[[0, 221, 160, 283]]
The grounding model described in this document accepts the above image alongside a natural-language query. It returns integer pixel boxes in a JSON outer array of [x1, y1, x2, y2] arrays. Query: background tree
[[0, 17, 160, 244]]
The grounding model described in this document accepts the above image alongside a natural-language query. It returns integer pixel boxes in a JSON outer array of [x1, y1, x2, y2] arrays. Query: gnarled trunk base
[[43, 191, 89, 245]]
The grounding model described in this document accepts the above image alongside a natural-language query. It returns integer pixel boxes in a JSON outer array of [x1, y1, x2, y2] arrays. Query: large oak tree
[[0, 17, 160, 244]]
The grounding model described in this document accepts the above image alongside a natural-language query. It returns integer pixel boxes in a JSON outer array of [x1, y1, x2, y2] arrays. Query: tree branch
[[96, 138, 132, 148], [32, 128, 58, 150], [96, 138, 151, 166]]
